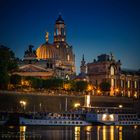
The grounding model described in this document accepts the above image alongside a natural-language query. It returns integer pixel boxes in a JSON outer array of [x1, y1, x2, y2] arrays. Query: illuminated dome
[[36, 43, 58, 60]]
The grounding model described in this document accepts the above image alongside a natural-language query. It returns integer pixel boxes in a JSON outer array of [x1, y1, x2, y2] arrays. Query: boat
[[18, 94, 140, 126], [19, 111, 92, 126], [84, 106, 140, 126]]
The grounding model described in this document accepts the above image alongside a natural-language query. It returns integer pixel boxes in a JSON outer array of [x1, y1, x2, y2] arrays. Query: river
[[0, 125, 140, 140]]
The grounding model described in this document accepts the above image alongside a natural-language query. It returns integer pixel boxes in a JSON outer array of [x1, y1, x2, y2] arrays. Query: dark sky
[[0, 0, 140, 73]]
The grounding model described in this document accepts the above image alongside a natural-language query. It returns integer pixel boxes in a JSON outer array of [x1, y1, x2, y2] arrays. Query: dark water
[[0, 125, 140, 140]]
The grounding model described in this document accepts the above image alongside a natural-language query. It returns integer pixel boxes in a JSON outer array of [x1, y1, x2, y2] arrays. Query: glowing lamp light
[[97, 89, 101, 94], [74, 103, 80, 108], [115, 88, 119, 92], [119, 104, 123, 108], [87, 84, 93, 91], [20, 100, 27, 110]]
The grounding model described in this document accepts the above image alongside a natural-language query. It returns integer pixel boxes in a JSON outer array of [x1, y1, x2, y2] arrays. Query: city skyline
[[0, 0, 140, 73]]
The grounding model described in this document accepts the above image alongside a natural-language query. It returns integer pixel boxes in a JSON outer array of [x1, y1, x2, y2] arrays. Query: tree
[[99, 82, 111, 95], [0, 45, 18, 89], [75, 81, 88, 92], [10, 74, 21, 87]]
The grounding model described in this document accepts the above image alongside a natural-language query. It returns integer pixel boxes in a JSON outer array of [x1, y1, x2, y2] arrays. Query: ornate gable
[[19, 64, 48, 72]]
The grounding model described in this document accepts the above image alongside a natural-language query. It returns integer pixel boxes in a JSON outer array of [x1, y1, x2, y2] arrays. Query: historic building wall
[[87, 54, 140, 99]]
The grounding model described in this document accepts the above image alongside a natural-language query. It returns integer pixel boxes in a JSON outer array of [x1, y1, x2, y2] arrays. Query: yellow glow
[[134, 92, 138, 98], [109, 114, 114, 121], [63, 83, 71, 90], [97, 89, 101, 94], [20, 100, 27, 110], [20, 126, 26, 140], [20, 101, 27, 106], [86, 126, 92, 131], [74, 103, 80, 108], [110, 126, 114, 140], [119, 105, 123, 108], [115, 88, 119, 93], [103, 126, 106, 140], [134, 125, 138, 129], [21, 80, 30, 86], [74, 127, 80, 140], [87, 84, 93, 91], [119, 126, 123, 140], [102, 114, 114, 121], [45, 32, 49, 42]]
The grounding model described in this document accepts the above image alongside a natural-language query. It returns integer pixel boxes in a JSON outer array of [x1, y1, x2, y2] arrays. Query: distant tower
[[54, 14, 66, 43], [80, 54, 87, 74]]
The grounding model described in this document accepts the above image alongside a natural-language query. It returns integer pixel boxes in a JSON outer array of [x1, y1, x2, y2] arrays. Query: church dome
[[36, 43, 58, 60]]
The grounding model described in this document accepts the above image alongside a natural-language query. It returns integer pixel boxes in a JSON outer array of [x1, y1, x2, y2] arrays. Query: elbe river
[[0, 125, 140, 140]]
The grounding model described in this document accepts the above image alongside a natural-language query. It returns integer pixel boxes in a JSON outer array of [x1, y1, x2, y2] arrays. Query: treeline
[[0, 45, 18, 89], [10, 75, 91, 92]]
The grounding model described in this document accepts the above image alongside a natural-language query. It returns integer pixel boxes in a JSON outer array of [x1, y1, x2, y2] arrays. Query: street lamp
[[20, 100, 27, 110], [119, 104, 123, 108]]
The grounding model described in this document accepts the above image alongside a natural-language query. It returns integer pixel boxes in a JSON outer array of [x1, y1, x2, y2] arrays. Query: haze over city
[[0, 0, 140, 73]]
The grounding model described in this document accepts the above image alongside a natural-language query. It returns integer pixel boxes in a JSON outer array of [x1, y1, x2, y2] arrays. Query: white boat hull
[[20, 117, 92, 126]]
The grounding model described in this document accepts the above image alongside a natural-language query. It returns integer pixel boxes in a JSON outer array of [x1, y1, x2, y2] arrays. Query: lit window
[[134, 81, 137, 89], [128, 91, 131, 97], [134, 92, 137, 98], [110, 66, 115, 75], [67, 54, 70, 61], [127, 81, 130, 88], [111, 79, 114, 87]]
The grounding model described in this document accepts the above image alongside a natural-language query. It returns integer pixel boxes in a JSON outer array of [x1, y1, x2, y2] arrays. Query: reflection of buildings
[[84, 53, 140, 98], [16, 15, 75, 79]]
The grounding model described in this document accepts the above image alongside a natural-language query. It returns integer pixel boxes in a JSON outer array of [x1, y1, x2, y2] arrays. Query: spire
[[80, 54, 86, 74], [82, 54, 85, 61], [56, 14, 64, 23], [110, 52, 115, 61]]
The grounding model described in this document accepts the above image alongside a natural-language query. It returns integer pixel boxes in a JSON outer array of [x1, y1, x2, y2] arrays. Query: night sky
[[0, 0, 140, 73]]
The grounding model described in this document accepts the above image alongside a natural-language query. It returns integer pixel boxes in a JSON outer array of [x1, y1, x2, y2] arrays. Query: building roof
[[121, 68, 140, 76]]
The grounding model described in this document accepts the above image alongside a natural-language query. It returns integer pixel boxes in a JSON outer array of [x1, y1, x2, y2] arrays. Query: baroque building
[[86, 53, 140, 99], [16, 15, 76, 79]]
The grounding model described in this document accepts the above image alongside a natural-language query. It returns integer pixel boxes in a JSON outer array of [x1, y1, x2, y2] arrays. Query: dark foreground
[[0, 125, 140, 140]]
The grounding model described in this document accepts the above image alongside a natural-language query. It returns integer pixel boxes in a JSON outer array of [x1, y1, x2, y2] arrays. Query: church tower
[[80, 54, 87, 74], [54, 14, 66, 43]]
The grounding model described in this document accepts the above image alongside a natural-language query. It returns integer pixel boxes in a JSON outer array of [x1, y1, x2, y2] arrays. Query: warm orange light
[[115, 88, 119, 92], [87, 84, 93, 91], [97, 89, 101, 94], [63, 83, 71, 90], [74, 103, 80, 108], [21, 80, 30, 86]]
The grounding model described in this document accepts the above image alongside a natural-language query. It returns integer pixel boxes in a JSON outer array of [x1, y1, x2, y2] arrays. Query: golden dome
[[36, 43, 57, 60]]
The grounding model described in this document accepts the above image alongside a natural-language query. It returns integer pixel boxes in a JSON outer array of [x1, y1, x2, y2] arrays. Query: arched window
[[110, 66, 115, 75], [67, 54, 70, 61]]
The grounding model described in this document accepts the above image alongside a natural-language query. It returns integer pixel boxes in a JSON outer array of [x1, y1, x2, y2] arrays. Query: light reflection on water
[[0, 125, 140, 140]]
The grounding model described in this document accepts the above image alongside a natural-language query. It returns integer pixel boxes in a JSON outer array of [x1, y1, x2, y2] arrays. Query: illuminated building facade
[[17, 15, 76, 79], [87, 53, 140, 98]]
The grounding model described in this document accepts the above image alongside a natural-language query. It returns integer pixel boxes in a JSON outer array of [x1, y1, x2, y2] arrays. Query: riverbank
[[0, 90, 138, 113]]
